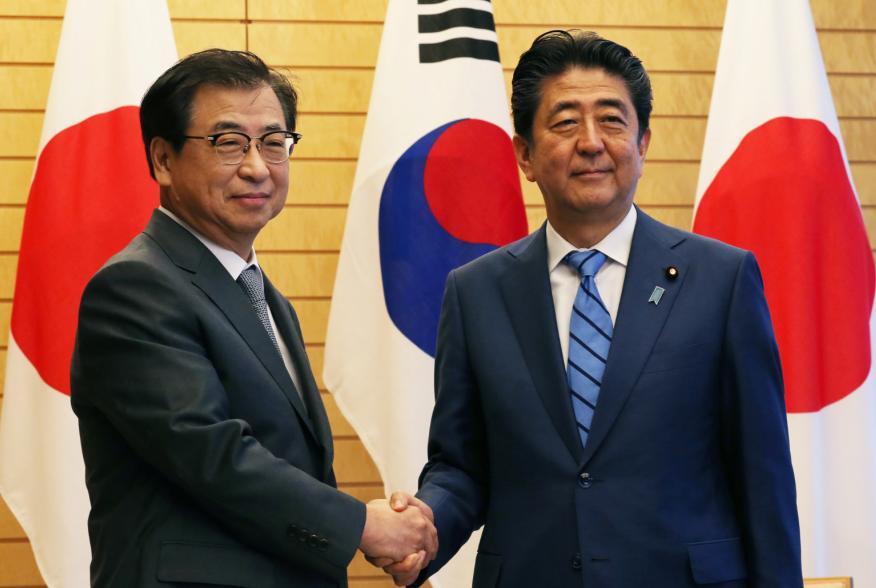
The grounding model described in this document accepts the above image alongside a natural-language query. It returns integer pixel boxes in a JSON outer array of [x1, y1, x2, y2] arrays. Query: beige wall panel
[[0, 112, 41, 157], [334, 438, 380, 482], [525, 206, 546, 232], [865, 207, 876, 247], [0, 254, 16, 299], [292, 298, 330, 345], [250, 0, 388, 22], [0, 350, 7, 392], [172, 21, 247, 58], [853, 163, 876, 205], [0, 18, 60, 63], [842, 119, 876, 161], [0, 302, 9, 346], [820, 31, 876, 74], [498, 28, 721, 73], [0, 0, 63, 16], [336, 484, 383, 504], [0, 65, 51, 110], [0, 496, 25, 539], [167, 0, 245, 20], [648, 117, 707, 162], [289, 160, 356, 205], [812, 0, 876, 29], [321, 391, 356, 437], [0, 209, 24, 253], [295, 114, 365, 160], [638, 161, 700, 205], [294, 69, 373, 114], [307, 344, 324, 389], [249, 22, 381, 67], [830, 75, 876, 118], [0, 541, 43, 586], [494, 0, 725, 27], [256, 207, 345, 251], [259, 252, 337, 297], [0, 160, 33, 205]]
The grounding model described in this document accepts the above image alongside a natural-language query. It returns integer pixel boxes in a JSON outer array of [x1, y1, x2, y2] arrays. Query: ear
[[512, 134, 536, 182], [637, 128, 651, 161], [150, 137, 174, 188]]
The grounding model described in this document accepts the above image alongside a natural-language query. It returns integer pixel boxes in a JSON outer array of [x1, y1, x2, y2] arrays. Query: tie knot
[[564, 250, 608, 279], [237, 265, 265, 304]]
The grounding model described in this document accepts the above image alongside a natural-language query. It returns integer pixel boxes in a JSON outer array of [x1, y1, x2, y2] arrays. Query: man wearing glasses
[[71, 49, 436, 587]]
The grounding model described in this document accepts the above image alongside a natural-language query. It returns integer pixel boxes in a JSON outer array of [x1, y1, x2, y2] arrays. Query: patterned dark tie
[[237, 265, 282, 356], [563, 250, 612, 447]]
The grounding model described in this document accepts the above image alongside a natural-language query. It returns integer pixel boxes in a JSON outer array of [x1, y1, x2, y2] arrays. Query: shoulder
[[638, 210, 752, 268]]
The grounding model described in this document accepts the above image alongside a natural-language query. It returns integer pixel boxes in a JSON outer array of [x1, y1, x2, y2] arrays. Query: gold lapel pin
[[665, 266, 679, 280]]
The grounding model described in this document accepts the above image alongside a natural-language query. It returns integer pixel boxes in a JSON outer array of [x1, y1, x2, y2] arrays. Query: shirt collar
[[158, 206, 258, 280], [546, 205, 637, 271]]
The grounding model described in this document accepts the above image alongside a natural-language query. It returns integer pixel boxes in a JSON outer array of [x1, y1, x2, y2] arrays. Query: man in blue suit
[[383, 30, 802, 587]]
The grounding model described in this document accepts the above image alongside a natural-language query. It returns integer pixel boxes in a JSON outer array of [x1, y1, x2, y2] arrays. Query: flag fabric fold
[[0, 2, 177, 586], [693, 1, 876, 585], [323, 1, 527, 585]]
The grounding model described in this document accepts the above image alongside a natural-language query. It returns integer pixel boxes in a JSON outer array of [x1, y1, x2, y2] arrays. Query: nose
[[576, 121, 605, 155], [237, 141, 271, 182]]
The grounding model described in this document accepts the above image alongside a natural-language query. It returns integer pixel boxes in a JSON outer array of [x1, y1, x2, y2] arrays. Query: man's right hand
[[359, 495, 438, 570]]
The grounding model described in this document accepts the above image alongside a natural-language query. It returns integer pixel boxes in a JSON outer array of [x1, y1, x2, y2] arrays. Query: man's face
[[152, 83, 289, 258], [514, 67, 650, 243]]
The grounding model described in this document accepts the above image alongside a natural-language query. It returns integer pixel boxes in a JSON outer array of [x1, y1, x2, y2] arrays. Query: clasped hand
[[359, 492, 437, 586]]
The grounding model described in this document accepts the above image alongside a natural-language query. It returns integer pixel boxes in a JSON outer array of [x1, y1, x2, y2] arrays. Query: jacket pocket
[[156, 541, 273, 587], [472, 551, 502, 587], [687, 537, 747, 584]]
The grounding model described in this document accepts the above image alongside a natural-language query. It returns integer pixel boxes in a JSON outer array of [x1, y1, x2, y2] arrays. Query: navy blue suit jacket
[[416, 210, 802, 587]]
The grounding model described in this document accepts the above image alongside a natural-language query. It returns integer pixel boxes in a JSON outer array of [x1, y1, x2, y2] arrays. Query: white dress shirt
[[158, 207, 304, 397], [547, 205, 637, 366]]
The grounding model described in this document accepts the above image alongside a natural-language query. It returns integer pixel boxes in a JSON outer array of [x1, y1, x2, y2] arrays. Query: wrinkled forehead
[[187, 83, 284, 131]]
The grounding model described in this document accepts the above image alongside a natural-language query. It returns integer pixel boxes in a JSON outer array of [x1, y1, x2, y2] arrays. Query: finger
[[389, 491, 412, 511], [404, 495, 435, 522], [365, 555, 394, 568], [383, 551, 424, 575]]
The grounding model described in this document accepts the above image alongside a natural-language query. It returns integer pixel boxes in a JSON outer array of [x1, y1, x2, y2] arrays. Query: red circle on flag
[[423, 119, 527, 246], [11, 106, 158, 395], [694, 117, 874, 413]]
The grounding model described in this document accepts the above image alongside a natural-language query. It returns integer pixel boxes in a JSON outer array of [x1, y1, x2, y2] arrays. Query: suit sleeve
[[414, 270, 489, 583], [721, 252, 802, 586], [72, 259, 365, 578]]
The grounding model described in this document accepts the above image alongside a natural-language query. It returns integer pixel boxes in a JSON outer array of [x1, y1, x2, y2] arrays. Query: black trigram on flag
[[417, 0, 500, 64]]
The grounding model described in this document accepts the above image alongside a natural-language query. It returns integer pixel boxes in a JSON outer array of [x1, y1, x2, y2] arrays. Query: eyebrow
[[210, 120, 285, 133], [547, 97, 630, 118]]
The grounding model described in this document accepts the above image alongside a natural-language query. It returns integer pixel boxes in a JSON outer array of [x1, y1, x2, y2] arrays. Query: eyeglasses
[[183, 130, 303, 165]]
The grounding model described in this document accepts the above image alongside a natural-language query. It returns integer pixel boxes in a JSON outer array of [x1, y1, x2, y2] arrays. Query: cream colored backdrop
[[0, 1, 873, 586]]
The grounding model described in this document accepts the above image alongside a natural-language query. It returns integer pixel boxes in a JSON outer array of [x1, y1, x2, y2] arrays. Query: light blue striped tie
[[564, 250, 612, 447]]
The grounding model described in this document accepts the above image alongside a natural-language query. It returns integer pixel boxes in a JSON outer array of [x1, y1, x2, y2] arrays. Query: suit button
[[319, 538, 329, 551], [286, 524, 299, 539], [307, 534, 321, 548], [578, 472, 592, 489], [571, 553, 582, 570], [297, 527, 310, 542]]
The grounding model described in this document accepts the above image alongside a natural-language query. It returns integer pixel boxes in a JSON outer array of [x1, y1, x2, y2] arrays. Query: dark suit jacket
[[71, 210, 365, 587], [416, 210, 802, 587]]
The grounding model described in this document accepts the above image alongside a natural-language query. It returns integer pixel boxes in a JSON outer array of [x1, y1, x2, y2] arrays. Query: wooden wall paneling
[[0, 542, 43, 587], [289, 298, 330, 345], [249, 22, 382, 67], [0, 350, 6, 388], [288, 160, 357, 205], [0, 0, 63, 17], [321, 391, 356, 437], [259, 252, 337, 297], [0, 18, 60, 63], [821, 31, 876, 73], [295, 114, 365, 160], [0, 66, 51, 110], [172, 21, 247, 57], [0, 209, 24, 253], [811, 0, 876, 29], [0, 254, 16, 298], [853, 163, 876, 205], [0, 161, 32, 205], [830, 75, 876, 117], [256, 206, 345, 251], [166, 0, 245, 20], [0, 113, 41, 158], [249, 0, 388, 22], [493, 0, 726, 27], [0, 496, 25, 539], [0, 301, 10, 346], [294, 69, 373, 114], [333, 438, 381, 482]]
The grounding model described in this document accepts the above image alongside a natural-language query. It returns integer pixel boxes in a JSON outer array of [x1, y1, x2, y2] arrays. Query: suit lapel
[[580, 209, 688, 465], [265, 279, 333, 461], [144, 211, 318, 442], [500, 226, 583, 463]]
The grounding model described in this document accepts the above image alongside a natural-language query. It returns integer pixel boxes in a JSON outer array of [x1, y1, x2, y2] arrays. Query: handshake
[[358, 491, 438, 586]]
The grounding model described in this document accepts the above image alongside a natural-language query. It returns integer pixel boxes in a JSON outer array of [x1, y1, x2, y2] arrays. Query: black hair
[[511, 30, 652, 142]]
